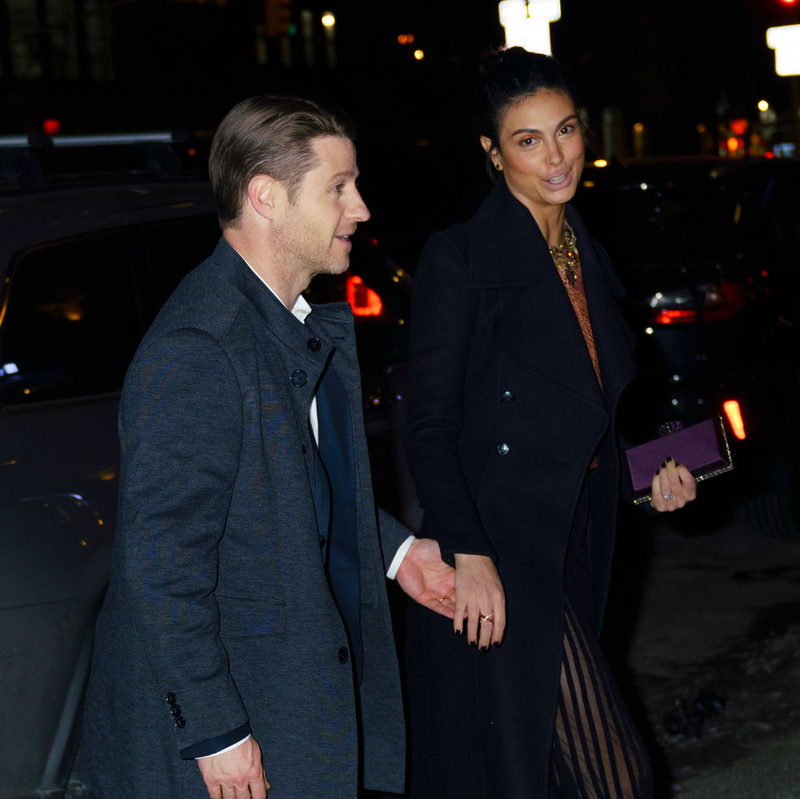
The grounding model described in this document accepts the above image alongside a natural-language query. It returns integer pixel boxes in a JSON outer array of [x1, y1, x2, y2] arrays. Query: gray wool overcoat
[[75, 238, 407, 798]]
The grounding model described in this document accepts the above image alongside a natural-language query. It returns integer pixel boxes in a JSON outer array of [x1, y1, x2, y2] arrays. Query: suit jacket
[[76, 238, 407, 798]]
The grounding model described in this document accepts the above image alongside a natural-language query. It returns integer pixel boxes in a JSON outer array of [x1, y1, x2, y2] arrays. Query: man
[[74, 96, 455, 799]]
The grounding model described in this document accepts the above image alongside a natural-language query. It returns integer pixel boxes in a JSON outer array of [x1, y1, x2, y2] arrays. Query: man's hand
[[197, 736, 270, 799], [396, 538, 456, 619]]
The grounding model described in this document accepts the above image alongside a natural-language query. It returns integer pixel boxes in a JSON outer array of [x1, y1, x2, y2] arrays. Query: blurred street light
[[758, 100, 769, 112], [766, 24, 800, 76], [322, 11, 336, 67], [413, 49, 425, 61], [499, 0, 561, 55]]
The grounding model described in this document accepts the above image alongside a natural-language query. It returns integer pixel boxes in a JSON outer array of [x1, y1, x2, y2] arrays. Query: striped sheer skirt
[[549, 474, 653, 799]]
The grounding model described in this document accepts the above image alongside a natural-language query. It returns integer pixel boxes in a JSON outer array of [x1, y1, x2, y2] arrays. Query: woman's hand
[[650, 457, 697, 512], [453, 553, 506, 650]]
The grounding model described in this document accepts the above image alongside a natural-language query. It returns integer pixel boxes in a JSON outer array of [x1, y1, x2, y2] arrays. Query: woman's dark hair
[[475, 47, 579, 180]]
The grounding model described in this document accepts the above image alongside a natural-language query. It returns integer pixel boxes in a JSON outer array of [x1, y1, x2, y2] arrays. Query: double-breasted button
[[165, 692, 177, 705], [170, 704, 182, 717], [338, 646, 349, 664], [291, 370, 308, 387], [307, 337, 321, 352], [501, 390, 515, 403], [174, 716, 186, 728], [496, 442, 510, 456]]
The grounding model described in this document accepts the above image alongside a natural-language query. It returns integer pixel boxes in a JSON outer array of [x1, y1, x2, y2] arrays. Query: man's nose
[[347, 189, 370, 223]]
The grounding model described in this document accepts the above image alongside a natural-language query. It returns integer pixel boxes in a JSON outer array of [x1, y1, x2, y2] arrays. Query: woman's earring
[[493, 162, 502, 171]]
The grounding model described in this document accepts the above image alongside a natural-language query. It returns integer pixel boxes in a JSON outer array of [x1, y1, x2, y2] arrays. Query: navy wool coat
[[76, 239, 407, 798], [403, 183, 638, 798]]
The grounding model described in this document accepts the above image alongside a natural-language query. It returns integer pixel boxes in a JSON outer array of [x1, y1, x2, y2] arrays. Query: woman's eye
[[520, 137, 536, 147], [332, 184, 344, 193]]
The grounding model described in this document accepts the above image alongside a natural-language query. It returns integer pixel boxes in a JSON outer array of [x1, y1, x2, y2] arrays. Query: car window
[[0, 230, 141, 406], [139, 216, 221, 307]]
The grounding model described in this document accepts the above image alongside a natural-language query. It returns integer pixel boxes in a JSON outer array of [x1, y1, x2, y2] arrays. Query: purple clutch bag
[[625, 416, 734, 504]]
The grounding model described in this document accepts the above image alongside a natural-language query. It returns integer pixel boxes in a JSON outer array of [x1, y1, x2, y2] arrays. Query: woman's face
[[482, 89, 585, 219]]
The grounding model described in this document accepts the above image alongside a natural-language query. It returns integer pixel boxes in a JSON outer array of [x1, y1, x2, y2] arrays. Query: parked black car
[[573, 157, 800, 534], [0, 133, 412, 799]]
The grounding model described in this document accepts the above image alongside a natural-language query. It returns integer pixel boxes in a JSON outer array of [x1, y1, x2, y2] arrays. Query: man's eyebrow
[[510, 114, 578, 137], [329, 169, 357, 182]]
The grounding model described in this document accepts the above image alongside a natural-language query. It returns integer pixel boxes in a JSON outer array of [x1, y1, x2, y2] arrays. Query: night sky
[[5, 0, 799, 155]]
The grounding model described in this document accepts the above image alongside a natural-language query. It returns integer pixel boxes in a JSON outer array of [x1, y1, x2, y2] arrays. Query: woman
[[403, 48, 696, 799]]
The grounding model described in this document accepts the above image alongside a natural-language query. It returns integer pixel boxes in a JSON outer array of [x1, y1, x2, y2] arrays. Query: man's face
[[273, 136, 370, 284]]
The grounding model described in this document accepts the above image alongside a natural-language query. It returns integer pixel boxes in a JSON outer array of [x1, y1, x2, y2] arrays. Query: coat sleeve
[[404, 232, 497, 564], [117, 327, 251, 757]]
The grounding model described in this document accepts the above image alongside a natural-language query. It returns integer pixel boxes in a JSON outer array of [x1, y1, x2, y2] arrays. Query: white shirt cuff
[[195, 734, 251, 759], [386, 535, 416, 580]]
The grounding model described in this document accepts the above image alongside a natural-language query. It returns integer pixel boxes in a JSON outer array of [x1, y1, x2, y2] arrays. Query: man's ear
[[246, 175, 284, 220]]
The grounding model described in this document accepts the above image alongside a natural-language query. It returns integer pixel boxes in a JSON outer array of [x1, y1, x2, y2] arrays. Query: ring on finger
[[662, 492, 673, 500], [479, 613, 494, 623]]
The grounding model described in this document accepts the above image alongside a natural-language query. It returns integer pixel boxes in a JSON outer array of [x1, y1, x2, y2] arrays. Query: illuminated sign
[[498, 0, 561, 54], [766, 24, 800, 76]]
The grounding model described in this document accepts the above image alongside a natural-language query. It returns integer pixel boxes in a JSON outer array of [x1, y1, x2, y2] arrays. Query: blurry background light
[[767, 24, 800, 76], [413, 49, 424, 60], [321, 12, 335, 27]]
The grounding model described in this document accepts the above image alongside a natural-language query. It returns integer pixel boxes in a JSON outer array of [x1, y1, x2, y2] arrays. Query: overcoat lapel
[[566, 205, 637, 411], [468, 185, 609, 413]]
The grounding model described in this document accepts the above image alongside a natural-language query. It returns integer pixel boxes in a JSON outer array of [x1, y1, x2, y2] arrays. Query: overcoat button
[[496, 442, 510, 456], [165, 692, 176, 705], [170, 705, 182, 717], [501, 390, 515, 403], [307, 337, 322, 352], [174, 716, 186, 728], [338, 646, 349, 664], [291, 370, 308, 387]]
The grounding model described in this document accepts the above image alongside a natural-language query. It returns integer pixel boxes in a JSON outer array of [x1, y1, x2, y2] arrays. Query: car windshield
[[574, 187, 738, 265]]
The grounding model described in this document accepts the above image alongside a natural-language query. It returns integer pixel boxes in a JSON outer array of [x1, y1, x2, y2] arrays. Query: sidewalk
[[611, 496, 800, 798]]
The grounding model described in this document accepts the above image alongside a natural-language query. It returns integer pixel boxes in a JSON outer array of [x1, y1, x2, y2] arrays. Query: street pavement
[[606, 484, 800, 799]]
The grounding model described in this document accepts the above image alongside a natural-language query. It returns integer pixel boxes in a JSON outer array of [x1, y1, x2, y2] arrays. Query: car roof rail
[[0, 131, 191, 192], [0, 131, 188, 148]]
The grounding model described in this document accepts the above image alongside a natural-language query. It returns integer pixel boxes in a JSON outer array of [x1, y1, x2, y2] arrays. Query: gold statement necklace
[[548, 219, 579, 286]]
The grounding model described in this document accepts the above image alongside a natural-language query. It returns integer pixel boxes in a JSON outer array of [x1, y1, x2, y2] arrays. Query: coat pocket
[[216, 595, 286, 638]]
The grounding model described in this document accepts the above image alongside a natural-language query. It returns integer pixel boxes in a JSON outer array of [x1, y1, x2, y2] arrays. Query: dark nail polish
[[479, 645, 489, 652], [675, 461, 682, 467], [661, 461, 666, 469], [455, 628, 462, 636], [469, 640, 478, 648], [666, 456, 674, 463], [654, 470, 660, 477]]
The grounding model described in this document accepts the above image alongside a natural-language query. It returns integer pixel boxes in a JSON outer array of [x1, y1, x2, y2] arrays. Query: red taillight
[[653, 309, 699, 324], [346, 275, 383, 317], [650, 280, 745, 325], [723, 400, 746, 440]]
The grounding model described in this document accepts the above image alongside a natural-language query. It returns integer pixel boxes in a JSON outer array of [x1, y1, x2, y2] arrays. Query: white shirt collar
[[239, 252, 312, 325]]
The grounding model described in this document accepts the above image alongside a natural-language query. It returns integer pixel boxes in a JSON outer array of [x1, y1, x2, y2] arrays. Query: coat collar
[[211, 237, 361, 390], [467, 183, 635, 412]]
